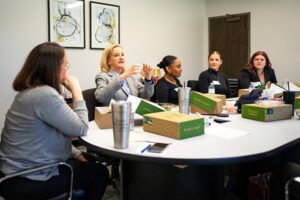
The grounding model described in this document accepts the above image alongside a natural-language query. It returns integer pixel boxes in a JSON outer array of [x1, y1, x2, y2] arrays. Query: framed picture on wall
[[48, 0, 85, 48], [90, 1, 120, 49]]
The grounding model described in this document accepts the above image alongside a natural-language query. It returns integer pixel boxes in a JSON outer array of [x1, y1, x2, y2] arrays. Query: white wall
[[206, 0, 300, 83], [0, 0, 206, 129], [1, 0, 298, 130]]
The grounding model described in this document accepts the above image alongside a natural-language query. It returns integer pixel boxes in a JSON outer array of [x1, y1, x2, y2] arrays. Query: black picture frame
[[48, 0, 85, 49], [90, 1, 120, 50]]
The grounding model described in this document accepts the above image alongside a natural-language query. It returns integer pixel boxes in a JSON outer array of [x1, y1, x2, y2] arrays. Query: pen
[[140, 144, 152, 153]]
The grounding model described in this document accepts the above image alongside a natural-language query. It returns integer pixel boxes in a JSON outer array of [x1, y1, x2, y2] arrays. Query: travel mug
[[178, 87, 191, 114], [112, 101, 131, 149], [283, 91, 296, 110]]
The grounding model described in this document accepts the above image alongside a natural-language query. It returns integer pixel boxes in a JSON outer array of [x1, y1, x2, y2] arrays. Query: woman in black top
[[198, 51, 231, 98], [238, 51, 277, 89], [152, 55, 182, 104]]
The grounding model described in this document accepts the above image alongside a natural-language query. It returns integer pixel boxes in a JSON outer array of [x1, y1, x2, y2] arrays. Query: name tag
[[174, 88, 179, 92], [252, 82, 261, 87], [212, 81, 220, 85]]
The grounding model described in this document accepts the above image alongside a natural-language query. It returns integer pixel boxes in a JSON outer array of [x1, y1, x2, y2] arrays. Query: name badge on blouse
[[252, 82, 261, 87], [174, 88, 179, 92], [212, 81, 220, 85]]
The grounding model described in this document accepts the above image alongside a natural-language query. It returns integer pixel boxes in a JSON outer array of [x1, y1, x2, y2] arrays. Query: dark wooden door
[[209, 13, 250, 79]]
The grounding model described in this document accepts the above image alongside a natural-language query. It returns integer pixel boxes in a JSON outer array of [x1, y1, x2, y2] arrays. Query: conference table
[[79, 113, 300, 200]]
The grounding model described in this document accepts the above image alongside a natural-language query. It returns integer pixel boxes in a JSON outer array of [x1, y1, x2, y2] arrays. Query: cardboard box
[[295, 95, 300, 109], [143, 112, 204, 139], [94, 107, 144, 129], [238, 89, 250, 97], [94, 107, 113, 129], [135, 99, 165, 116], [190, 91, 226, 115], [241, 103, 293, 122]]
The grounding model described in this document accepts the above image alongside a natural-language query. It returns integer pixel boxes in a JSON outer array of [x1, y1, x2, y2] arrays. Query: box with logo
[[143, 111, 204, 140], [295, 95, 300, 109], [190, 91, 226, 115], [135, 99, 165, 116], [241, 104, 293, 122]]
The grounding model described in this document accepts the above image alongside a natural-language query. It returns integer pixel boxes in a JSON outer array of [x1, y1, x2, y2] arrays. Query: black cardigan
[[198, 69, 231, 98], [238, 67, 277, 89]]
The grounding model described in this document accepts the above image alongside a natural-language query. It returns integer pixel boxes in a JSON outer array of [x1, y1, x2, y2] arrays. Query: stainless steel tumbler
[[111, 101, 131, 149], [178, 87, 191, 114]]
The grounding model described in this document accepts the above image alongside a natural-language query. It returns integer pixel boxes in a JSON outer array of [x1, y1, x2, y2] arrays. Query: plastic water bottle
[[283, 78, 289, 90], [208, 82, 215, 94]]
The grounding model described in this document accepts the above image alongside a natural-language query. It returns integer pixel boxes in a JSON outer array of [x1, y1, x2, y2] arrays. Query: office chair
[[82, 88, 102, 121], [187, 80, 199, 91], [285, 176, 300, 200], [81, 88, 121, 192], [228, 78, 239, 97], [0, 162, 85, 200]]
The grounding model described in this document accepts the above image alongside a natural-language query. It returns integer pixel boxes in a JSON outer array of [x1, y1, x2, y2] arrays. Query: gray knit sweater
[[0, 86, 88, 180]]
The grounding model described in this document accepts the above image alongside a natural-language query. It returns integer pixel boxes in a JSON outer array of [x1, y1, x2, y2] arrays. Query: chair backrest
[[82, 88, 101, 121], [187, 80, 199, 91], [228, 78, 239, 97]]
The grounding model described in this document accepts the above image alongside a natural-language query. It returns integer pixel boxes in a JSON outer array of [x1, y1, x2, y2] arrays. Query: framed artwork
[[90, 1, 120, 49], [48, 0, 85, 48]]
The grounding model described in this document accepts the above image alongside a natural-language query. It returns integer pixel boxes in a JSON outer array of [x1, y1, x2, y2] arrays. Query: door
[[209, 13, 250, 79]]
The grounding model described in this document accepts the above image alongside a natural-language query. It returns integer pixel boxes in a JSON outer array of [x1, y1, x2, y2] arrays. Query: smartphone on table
[[147, 143, 169, 153]]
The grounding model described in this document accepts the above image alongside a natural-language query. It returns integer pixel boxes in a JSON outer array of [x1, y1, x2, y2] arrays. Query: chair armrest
[[285, 176, 300, 200], [0, 162, 73, 200]]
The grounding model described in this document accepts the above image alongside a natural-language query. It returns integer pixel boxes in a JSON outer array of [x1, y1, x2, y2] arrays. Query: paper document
[[129, 130, 148, 142], [206, 124, 249, 139], [127, 95, 142, 112], [289, 82, 300, 91], [269, 83, 286, 97]]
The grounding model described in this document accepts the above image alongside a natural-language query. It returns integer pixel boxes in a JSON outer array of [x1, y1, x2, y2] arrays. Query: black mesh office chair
[[187, 80, 199, 91], [82, 88, 101, 121], [0, 162, 84, 200], [228, 78, 239, 97], [81, 88, 121, 192]]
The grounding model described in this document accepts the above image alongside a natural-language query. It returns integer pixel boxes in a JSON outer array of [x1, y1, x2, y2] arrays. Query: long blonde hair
[[100, 44, 123, 72]]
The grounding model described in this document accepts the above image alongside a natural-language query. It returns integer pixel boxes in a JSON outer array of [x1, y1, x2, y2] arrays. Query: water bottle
[[249, 82, 255, 92], [208, 82, 215, 94], [283, 78, 289, 90]]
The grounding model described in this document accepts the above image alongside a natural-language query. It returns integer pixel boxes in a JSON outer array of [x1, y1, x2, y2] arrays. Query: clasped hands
[[119, 64, 152, 80]]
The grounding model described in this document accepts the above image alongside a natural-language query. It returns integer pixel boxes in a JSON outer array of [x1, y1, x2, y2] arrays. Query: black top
[[198, 69, 231, 98], [238, 67, 277, 89], [152, 77, 182, 104]]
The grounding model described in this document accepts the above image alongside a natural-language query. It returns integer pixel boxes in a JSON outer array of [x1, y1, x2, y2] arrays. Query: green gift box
[[295, 96, 300, 109], [242, 104, 293, 122], [135, 99, 165, 116], [143, 111, 204, 140], [190, 91, 226, 115]]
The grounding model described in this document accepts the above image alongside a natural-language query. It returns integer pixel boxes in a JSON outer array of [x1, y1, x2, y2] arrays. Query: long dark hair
[[247, 51, 272, 73], [157, 55, 177, 73], [13, 42, 65, 93]]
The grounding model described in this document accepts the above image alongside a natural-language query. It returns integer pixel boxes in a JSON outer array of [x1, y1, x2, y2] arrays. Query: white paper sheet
[[289, 82, 300, 91], [129, 129, 148, 142], [126, 95, 142, 112], [206, 124, 249, 139]]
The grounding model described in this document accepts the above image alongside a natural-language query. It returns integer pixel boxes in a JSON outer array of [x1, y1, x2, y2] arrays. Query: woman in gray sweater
[[0, 42, 109, 199]]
